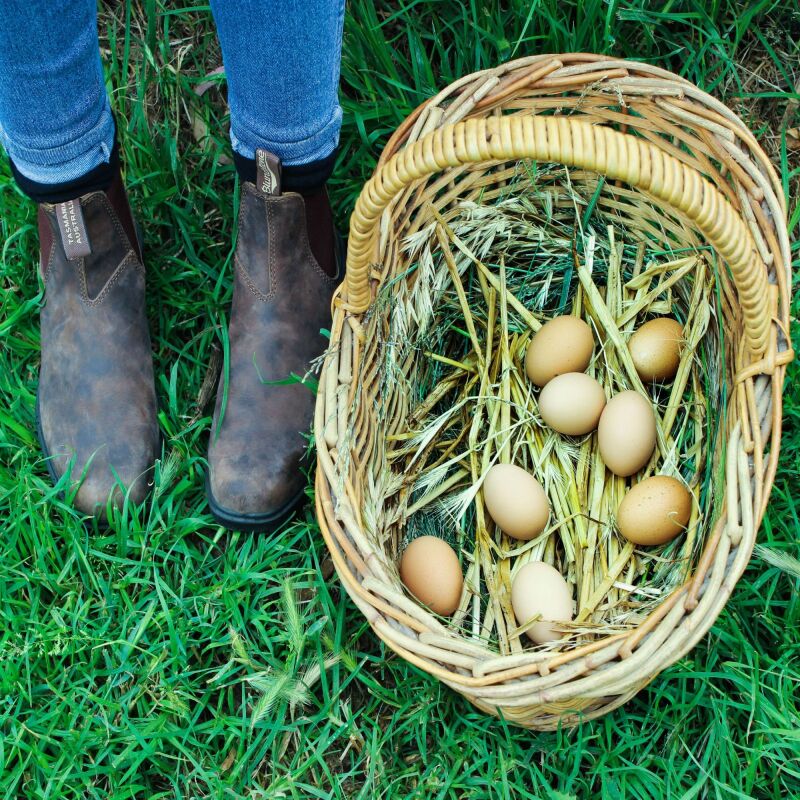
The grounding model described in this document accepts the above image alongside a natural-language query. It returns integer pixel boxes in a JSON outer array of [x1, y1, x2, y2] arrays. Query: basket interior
[[347, 158, 736, 655]]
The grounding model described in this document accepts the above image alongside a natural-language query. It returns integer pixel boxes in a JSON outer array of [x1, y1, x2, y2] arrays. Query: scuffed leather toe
[[54, 442, 156, 517], [71, 469, 146, 518], [208, 444, 306, 518]]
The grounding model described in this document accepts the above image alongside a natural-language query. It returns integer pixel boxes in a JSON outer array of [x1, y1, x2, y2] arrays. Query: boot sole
[[204, 471, 306, 533]]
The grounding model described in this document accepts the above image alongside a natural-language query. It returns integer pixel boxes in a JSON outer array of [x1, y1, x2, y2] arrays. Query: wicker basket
[[314, 54, 793, 729]]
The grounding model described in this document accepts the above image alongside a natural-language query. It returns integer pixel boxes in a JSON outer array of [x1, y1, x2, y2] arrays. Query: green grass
[[1, 1, 799, 797]]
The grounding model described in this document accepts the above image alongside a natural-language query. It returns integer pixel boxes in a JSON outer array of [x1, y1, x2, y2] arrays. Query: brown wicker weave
[[314, 54, 793, 729]]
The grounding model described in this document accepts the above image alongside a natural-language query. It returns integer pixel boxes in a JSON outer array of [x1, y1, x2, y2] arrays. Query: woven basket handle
[[345, 115, 770, 357]]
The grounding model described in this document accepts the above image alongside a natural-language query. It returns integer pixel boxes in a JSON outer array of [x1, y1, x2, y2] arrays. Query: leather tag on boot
[[255, 149, 282, 196], [55, 199, 92, 260]]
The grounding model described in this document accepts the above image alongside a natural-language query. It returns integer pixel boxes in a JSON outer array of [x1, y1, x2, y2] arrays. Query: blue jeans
[[0, 0, 344, 184]]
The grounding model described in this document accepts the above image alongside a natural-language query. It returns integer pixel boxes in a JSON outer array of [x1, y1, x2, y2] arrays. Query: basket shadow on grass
[[359, 161, 729, 659]]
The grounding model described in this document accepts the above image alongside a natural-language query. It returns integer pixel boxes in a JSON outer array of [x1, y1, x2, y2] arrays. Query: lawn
[[0, 1, 798, 797]]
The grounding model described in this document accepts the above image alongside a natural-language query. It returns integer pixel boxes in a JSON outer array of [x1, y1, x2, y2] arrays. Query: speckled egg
[[617, 476, 692, 546], [525, 316, 594, 387]]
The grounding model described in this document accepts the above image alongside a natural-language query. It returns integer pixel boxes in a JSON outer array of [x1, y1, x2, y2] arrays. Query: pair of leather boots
[[35, 150, 337, 530]]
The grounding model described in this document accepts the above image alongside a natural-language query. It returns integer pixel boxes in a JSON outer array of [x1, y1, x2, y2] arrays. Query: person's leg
[[0, 1, 116, 194], [209, 0, 344, 183], [206, 0, 345, 530], [210, 0, 344, 277], [0, 1, 159, 520]]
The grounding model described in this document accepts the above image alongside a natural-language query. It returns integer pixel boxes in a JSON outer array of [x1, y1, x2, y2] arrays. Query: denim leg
[[209, 0, 345, 166], [0, 0, 115, 184]]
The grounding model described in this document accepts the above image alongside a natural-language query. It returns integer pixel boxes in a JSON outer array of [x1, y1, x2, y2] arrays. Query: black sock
[[233, 149, 337, 195], [10, 134, 120, 205]]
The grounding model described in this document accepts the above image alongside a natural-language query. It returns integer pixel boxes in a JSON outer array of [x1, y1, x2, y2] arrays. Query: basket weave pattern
[[314, 54, 793, 728]]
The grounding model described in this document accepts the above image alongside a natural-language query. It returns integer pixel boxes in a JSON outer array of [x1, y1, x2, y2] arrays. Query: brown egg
[[483, 463, 550, 540], [399, 536, 463, 615], [629, 317, 684, 382], [511, 561, 573, 644], [617, 476, 692, 546], [525, 315, 594, 387], [539, 372, 606, 436], [598, 391, 657, 476]]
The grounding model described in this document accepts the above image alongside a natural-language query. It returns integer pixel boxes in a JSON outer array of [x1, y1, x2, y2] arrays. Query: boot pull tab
[[255, 149, 282, 196], [55, 199, 92, 260]]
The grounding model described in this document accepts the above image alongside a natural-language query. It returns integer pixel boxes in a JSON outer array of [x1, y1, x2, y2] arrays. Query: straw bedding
[[367, 166, 723, 654]]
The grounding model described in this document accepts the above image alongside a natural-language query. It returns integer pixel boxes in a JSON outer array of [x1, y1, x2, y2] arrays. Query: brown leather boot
[[36, 171, 159, 520], [206, 150, 338, 531]]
